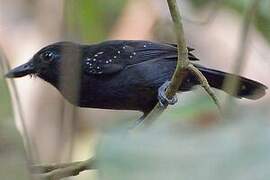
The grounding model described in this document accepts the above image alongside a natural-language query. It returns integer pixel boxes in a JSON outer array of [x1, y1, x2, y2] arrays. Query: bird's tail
[[191, 64, 267, 100]]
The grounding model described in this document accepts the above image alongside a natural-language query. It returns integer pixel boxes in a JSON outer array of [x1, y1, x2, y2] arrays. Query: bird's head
[[6, 42, 82, 87]]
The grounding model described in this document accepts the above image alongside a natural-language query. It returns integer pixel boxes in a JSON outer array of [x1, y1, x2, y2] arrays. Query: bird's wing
[[82, 40, 197, 76]]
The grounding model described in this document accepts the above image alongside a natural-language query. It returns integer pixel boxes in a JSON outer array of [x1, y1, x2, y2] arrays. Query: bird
[[6, 40, 267, 121]]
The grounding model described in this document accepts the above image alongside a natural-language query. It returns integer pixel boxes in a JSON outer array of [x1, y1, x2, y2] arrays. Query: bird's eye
[[41, 51, 56, 63]]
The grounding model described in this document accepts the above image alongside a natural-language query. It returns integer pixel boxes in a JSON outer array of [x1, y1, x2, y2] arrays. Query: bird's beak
[[5, 60, 35, 78]]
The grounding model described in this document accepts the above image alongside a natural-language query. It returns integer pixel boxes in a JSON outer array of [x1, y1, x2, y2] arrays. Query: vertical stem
[[140, 0, 220, 128], [141, 0, 190, 127], [223, 0, 261, 115], [165, 0, 189, 98]]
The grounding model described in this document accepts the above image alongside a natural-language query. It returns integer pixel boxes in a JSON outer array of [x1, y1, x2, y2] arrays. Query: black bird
[[6, 40, 267, 119]]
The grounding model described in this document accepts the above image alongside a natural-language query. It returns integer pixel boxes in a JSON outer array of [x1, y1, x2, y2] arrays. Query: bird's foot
[[158, 81, 178, 107]]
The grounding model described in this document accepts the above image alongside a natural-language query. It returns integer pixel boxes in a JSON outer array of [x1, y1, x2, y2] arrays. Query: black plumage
[[6, 40, 267, 116]]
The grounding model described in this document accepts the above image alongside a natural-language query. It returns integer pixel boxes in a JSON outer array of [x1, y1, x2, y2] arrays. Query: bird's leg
[[130, 81, 178, 129], [158, 81, 178, 107], [129, 113, 148, 129]]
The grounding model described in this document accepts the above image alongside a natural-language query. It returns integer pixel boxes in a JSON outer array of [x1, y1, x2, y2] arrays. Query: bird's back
[[78, 40, 180, 112]]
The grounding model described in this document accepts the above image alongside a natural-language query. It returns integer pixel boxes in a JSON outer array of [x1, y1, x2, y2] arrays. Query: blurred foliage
[[65, 0, 127, 42], [191, 0, 270, 43], [0, 75, 28, 179], [97, 107, 270, 180], [0, 117, 29, 180]]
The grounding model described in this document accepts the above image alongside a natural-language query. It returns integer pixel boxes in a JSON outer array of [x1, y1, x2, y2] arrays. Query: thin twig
[[166, 0, 190, 95], [187, 64, 221, 110], [223, 0, 261, 114], [141, 0, 220, 127], [141, 0, 190, 127], [31, 158, 96, 180]]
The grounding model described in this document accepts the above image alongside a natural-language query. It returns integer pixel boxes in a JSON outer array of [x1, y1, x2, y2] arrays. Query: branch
[[187, 64, 221, 110], [223, 0, 261, 114], [141, 0, 220, 128], [31, 158, 96, 180]]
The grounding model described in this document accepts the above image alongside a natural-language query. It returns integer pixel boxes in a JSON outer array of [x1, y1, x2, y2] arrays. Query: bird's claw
[[158, 81, 178, 107]]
